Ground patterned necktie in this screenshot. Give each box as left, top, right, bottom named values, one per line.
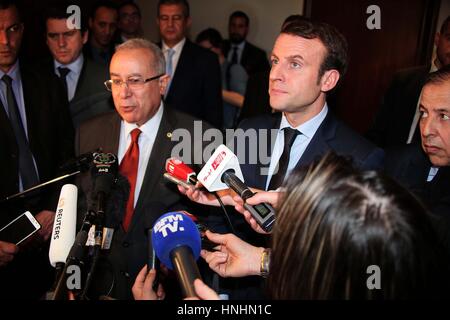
left=268, top=127, right=300, bottom=190
left=165, top=48, right=175, bottom=95
left=57, top=67, right=70, bottom=98
left=120, top=128, right=141, bottom=232
left=2, top=75, right=39, bottom=190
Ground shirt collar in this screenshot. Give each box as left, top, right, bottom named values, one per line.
left=122, top=101, right=164, bottom=138
left=0, top=59, right=21, bottom=81
left=279, top=103, right=329, bottom=139
left=231, top=41, right=246, bottom=50
left=162, top=37, right=186, bottom=53
left=54, top=53, right=84, bottom=76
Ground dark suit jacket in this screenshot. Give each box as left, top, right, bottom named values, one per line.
left=163, top=40, right=223, bottom=129
left=75, top=106, right=214, bottom=299
left=70, top=58, right=114, bottom=127
left=366, top=65, right=429, bottom=148
left=223, top=40, right=270, bottom=77
left=0, top=64, right=74, bottom=299
left=237, top=111, right=385, bottom=192
left=36, top=57, right=114, bottom=128
left=385, top=143, right=450, bottom=250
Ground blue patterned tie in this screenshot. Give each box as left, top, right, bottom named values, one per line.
left=165, top=48, right=175, bottom=95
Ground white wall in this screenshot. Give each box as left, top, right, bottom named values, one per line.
left=136, top=0, right=304, bottom=55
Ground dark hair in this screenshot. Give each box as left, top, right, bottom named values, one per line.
left=268, top=152, right=449, bottom=299
left=424, top=64, right=450, bottom=86
left=44, top=2, right=87, bottom=34
left=281, top=19, right=348, bottom=80
left=90, top=0, right=118, bottom=20
left=0, top=0, right=21, bottom=21
left=157, top=0, right=190, bottom=17
left=440, top=16, right=449, bottom=34
left=118, top=0, right=141, bottom=18
left=195, top=28, right=223, bottom=50
left=281, top=14, right=307, bottom=29
left=229, top=10, right=249, bottom=27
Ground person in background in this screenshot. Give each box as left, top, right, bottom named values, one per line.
left=0, top=0, right=74, bottom=299
left=156, top=0, right=223, bottom=128
left=196, top=28, right=247, bottom=129
left=367, top=16, right=450, bottom=148
left=84, top=0, right=118, bottom=66
left=116, top=0, right=143, bottom=43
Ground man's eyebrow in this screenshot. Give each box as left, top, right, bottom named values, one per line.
left=287, top=54, right=305, bottom=61
left=110, top=73, right=143, bottom=77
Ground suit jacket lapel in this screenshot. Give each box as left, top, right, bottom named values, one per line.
left=166, top=40, right=191, bottom=99
left=295, top=111, right=335, bottom=169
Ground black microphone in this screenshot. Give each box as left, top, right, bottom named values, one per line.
left=101, top=173, right=129, bottom=249
left=59, top=151, right=97, bottom=173
left=143, top=202, right=167, bottom=291
left=91, top=153, right=118, bottom=218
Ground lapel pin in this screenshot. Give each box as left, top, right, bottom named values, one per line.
left=167, top=132, right=172, bottom=139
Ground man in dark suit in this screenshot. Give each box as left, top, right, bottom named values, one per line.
left=367, top=16, right=450, bottom=148
left=84, top=0, right=118, bottom=66
left=0, top=0, right=74, bottom=299
left=44, top=4, right=113, bottom=128
left=186, top=19, right=383, bottom=299
left=223, top=10, right=270, bottom=78
left=156, top=0, right=223, bottom=129
left=76, top=38, right=213, bottom=299
left=385, top=65, right=450, bottom=250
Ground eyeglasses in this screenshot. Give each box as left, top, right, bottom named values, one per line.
left=104, top=74, right=164, bottom=91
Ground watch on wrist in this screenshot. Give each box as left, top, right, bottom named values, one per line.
left=260, top=248, right=271, bottom=278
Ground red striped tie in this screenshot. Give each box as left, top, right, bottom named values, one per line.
left=120, top=128, right=141, bottom=232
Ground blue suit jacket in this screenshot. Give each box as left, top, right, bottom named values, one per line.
left=236, top=111, right=385, bottom=190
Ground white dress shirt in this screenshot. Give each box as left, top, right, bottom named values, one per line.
left=266, top=104, right=329, bottom=190
left=162, top=37, right=186, bottom=77
left=118, top=103, right=164, bottom=206
left=54, top=54, right=84, bottom=101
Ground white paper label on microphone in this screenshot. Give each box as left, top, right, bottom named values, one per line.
left=86, top=225, right=96, bottom=246
left=102, top=227, right=114, bottom=250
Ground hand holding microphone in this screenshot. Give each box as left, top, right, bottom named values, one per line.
left=152, top=211, right=202, bottom=298
left=197, top=145, right=276, bottom=233
left=200, top=230, right=265, bottom=278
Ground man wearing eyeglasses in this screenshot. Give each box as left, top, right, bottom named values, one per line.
left=41, top=3, right=114, bottom=128
left=75, top=38, right=214, bottom=300
left=156, top=0, right=223, bottom=129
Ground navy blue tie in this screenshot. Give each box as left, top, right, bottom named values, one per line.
left=2, top=75, right=39, bottom=189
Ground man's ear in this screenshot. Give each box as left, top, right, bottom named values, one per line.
left=435, top=32, right=441, bottom=47
left=320, top=69, right=340, bottom=93
left=159, top=74, right=170, bottom=95
left=82, top=30, right=89, bottom=45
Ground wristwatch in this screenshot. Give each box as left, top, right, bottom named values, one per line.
left=260, top=248, right=271, bottom=278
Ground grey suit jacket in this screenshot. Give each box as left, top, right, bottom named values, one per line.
left=75, top=106, right=215, bottom=299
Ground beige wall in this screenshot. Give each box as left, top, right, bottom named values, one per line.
left=136, top=0, right=304, bottom=55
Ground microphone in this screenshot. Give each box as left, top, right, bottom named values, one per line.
left=59, top=151, right=97, bottom=173
left=101, top=173, right=129, bottom=249
left=91, top=153, right=118, bottom=218
left=49, top=184, right=78, bottom=268
left=198, top=144, right=276, bottom=233
left=165, top=158, right=198, bottom=185
left=152, top=211, right=202, bottom=298
left=48, top=184, right=78, bottom=296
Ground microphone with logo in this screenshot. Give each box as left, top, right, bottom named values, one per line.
left=152, top=211, right=202, bottom=298
left=197, top=144, right=276, bottom=233
left=47, top=184, right=78, bottom=298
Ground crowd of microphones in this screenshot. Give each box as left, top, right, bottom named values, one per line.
left=20, top=144, right=270, bottom=300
